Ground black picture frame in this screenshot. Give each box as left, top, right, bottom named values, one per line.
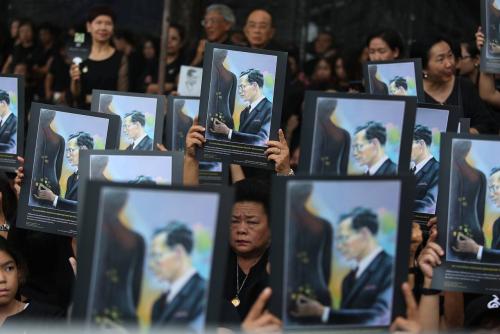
left=298, top=91, right=417, bottom=177
left=199, top=161, right=229, bottom=186
left=72, top=180, right=233, bottom=330
left=480, top=0, right=500, bottom=73
left=269, top=175, right=414, bottom=331
left=16, top=103, right=121, bottom=237
left=197, top=42, right=288, bottom=169
left=78, top=149, right=184, bottom=205
left=458, top=118, right=471, bottom=134
left=412, top=103, right=460, bottom=225
left=91, top=89, right=165, bottom=151
left=0, top=74, right=24, bottom=172
left=363, top=58, right=425, bottom=102
left=432, top=133, right=500, bottom=294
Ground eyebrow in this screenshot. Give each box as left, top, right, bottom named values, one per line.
left=0, top=260, right=15, bottom=267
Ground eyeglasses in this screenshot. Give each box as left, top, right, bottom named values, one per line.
left=65, top=147, right=79, bottom=154
left=238, top=82, right=252, bottom=91
left=246, top=22, right=271, bottom=30
left=201, top=18, right=224, bottom=27
left=489, top=184, right=500, bottom=193
left=352, top=141, right=371, bottom=152
left=335, top=234, right=352, bottom=243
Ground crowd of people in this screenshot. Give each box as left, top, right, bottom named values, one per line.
left=0, top=2, right=499, bottom=333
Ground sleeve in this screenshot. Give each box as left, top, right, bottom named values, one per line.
left=230, top=109, right=272, bottom=145
left=0, top=120, right=17, bottom=151
left=414, top=169, right=439, bottom=212
left=482, top=248, right=500, bottom=263
left=55, top=198, right=77, bottom=211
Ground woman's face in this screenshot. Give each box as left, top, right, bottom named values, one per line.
left=18, top=24, right=33, bottom=45
left=87, top=15, right=114, bottom=43
left=10, top=20, right=20, bottom=39
left=313, top=59, right=332, bottom=82
left=143, top=40, right=156, bottom=60
left=335, top=57, right=347, bottom=80
left=425, top=41, right=456, bottom=83
left=167, top=27, right=182, bottom=55
left=368, top=37, right=399, bottom=61
left=456, top=43, right=478, bottom=76
left=0, top=251, right=20, bottom=307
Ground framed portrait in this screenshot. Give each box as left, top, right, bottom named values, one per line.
left=17, top=103, right=120, bottom=237
left=298, top=92, right=416, bottom=177
left=0, top=74, right=24, bottom=172
left=79, top=149, right=184, bottom=188
left=178, top=65, right=203, bottom=97
left=480, top=0, right=500, bottom=73
left=73, top=181, right=233, bottom=332
left=364, top=59, right=424, bottom=102
left=269, top=175, right=414, bottom=330
left=91, top=89, right=165, bottom=151
left=198, top=43, right=288, bottom=169
left=411, top=104, right=459, bottom=224
left=432, top=133, right=500, bottom=294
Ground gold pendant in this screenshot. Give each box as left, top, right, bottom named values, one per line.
left=231, top=297, right=241, bottom=307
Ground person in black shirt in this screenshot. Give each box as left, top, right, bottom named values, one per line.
left=114, top=30, right=144, bottom=93
left=136, top=38, right=158, bottom=93
left=70, top=5, right=128, bottom=108
left=411, top=35, right=499, bottom=134
left=2, top=20, right=36, bottom=75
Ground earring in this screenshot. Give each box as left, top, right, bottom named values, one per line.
left=474, top=63, right=479, bottom=68
left=423, top=72, right=428, bottom=79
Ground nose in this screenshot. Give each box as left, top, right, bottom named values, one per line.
left=0, top=270, right=6, bottom=283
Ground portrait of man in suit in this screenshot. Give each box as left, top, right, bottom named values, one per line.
left=123, top=111, right=153, bottom=151
left=0, top=89, right=17, bottom=153
left=411, top=125, right=439, bottom=214
left=211, top=68, right=272, bottom=146
left=36, top=131, right=94, bottom=211
left=388, top=76, right=408, bottom=96
left=311, top=98, right=350, bottom=175
left=367, top=65, right=389, bottom=95
left=453, top=167, right=500, bottom=263
left=352, top=121, right=397, bottom=176
left=291, top=207, right=393, bottom=325
left=149, top=221, right=206, bottom=330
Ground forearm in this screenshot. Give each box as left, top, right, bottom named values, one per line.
left=441, top=291, right=464, bottom=331
left=70, top=80, right=81, bottom=98
left=417, top=278, right=440, bottom=332
left=183, top=155, right=199, bottom=186
left=230, top=164, right=245, bottom=183
left=479, top=72, right=500, bottom=107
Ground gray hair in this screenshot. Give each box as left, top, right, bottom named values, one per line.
left=206, top=4, right=236, bottom=25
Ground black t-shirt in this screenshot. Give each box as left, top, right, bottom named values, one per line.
left=48, top=54, right=70, bottom=92
left=11, top=44, right=36, bottom=67
left=222, top=249, right=270, bottom=323
left=424, top=76, right=499, bottom=134
left=3, top=299, right=65, bottom=327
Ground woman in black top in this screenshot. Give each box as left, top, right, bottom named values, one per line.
left=145, top=23, right=186, bottom=94
left=366, top=28, right=405, bottom=61
left=1, top=20, right=36, bottom=75
left=70, top=5, right=128, bottom=108
left=136, top=38, right=159, bottom=93
left=412, top=36, right=499, bottom=134
left=0, top=236, right=64, bottom=327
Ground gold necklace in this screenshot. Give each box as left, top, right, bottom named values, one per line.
left=231, top=260, right=250, bottom=307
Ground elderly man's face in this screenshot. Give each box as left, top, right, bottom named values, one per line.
left=489, top=172, right=500, bottom=207
left=352, top=130, right=377, bottom=167
left=411, top=139, right=424, bottom=162
left=149, top=232, right=180, bottom=283
left=0, top=101, right=8, bottom=116
left=65, top=138, right=80, bottom=167
left=336, top=218, right=365, bottom=261
left=389, top=82, right=407, bottom=96
left=123, top=116, right=140, bottom=140
left=204, top=10, right=231, bottom=42
left=244, top=10, right=274, bottom=48
left=238, top=75, right=258, bottom=103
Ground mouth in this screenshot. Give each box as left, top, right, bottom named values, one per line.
left=0, top=289, right=9, bottom=297
left=236, top=240, right=250, bottom=246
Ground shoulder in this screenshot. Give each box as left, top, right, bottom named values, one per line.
left=13, top=300, right=65, bottom=321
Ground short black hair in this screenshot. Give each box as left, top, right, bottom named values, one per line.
left=18, top=19, right=34, bottom=31
left=68, top=131, right=94, bottom=149
left=366, top=28, right=405, bottom=58
left=154, top=221, right=194, bottom=254
left=240, top=68, right=264, bottom=88
left=461, top=41, right=480, bottom=58
left=87, top=5, right=116, bottom=24
left=410, top=35, right=456, bottom=69
left=340, top=207, right=379, bottom=236
left=246, top=8, right=274, bottom=27
left=0, top=90, right=10, bottom=105
left=114, top=29, right=135, bottom=45
left=129, top=175, right=156, bottom=185
left=490, top=167, right=500, bottom=176
left=355, top=121, right=387, bottom=146
left=390, top=76, right=408, bottom=90
left=234, top=178, right=270, bottom=217
left=169, top=23, right=185, bottom=42
left=413, top=124, right=432, bottom=146
left=125, top=110, right=146, bottom=127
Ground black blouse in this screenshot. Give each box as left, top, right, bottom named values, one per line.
left=424, top=76, right=499, bottom=134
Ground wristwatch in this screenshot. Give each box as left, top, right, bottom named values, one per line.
left=277, top=168, right=295, bottom=176
left=0, top=223, right=10, bottom=232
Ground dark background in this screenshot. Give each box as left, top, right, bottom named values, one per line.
left=1, top=0, right=481, bottom=59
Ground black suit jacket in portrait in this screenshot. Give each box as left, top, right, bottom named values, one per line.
left=482, top=217, right=500, bottom=263
left=0, top=113, right=17, bottom=153
left=230, top=98, right=272, bottom=145
left=55, top=172, right=78, bottom=211
left=327, top=251, right=393, bottom=325
left=414, top=157, right=440, bottom=213
left=151, top=273, right=206, bottom=328
left=126, top=135, right=153, bottom=151
left=373, top=158, right=397, bottom=176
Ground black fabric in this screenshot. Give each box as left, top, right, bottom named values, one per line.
left=3, top=299, right=65, bottom=326
left=10, top=44, right=36, bottom=68
left=222, top=248, right=270, bottom=323
left=55, top=172, right=78, bottom=211
left=230, top=98, right=272, bottom=145
left=0, top=113, right=17, bottom=152
left=48, top=53, right=70, bottom=93
left=424, top=76, right=499, bottom=134
left=373, top=158, right=397, bottom=176
left=482, top=217, right=500, bottom=263
left=125, top=135, right=153, bottom=151
left=414, top=157, right=440, bottom=213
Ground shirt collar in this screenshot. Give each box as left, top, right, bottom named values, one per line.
left=133, top=133, right=147, bottom=148
left=166, top=268, right=197, bottom=303
left=249, top=95, right=266, bottom=113
left=0, top=111, right=12, bottom=124
left=368, top=155, right=389, bottom=175
left=414, top=155, right=434, bottom=175
left=356, top=246, right=383, bottom=279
